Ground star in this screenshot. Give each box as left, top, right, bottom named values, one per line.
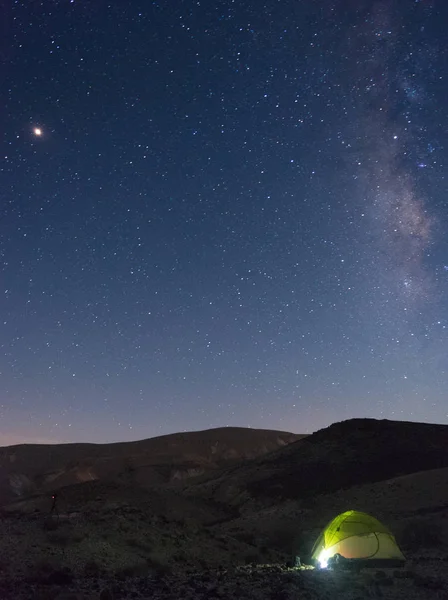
left=1, top=0, right=446, bottom=444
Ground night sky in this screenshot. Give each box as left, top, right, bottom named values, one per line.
left=1, top=0, right=448, bottom=445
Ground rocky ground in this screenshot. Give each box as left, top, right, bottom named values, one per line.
left=1, top=493, right=448, bottom=600
left=1, top=562, right=448, bottom=600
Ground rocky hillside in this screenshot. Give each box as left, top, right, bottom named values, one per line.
left=0, top=426, right=303, bottom=505
left=185, top=418, right=448, bottom=509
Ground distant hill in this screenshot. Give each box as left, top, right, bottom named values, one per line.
left=0, top=426, right=303, bottom=505
left=186, top=418, right=448, bottom=509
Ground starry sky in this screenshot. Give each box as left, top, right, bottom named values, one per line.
left=1, top=0, right=448, bottom=445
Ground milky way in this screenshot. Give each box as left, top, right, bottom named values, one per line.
left=346, top=1, right=440, bottom=317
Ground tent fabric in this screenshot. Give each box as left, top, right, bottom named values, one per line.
left=311, top=510, right=405, bottom=564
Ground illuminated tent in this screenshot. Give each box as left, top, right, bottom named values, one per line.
left=311, top=510, right=405, bottom=568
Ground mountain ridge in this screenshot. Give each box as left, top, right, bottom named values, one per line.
left=0, top=426, right=304, bottom=505
left=184, top=418, right=448, bottom=509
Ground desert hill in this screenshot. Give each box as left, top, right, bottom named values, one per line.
left=185, top=418, right=448, bottom=510
left=0, top=426, right=303, bottom=505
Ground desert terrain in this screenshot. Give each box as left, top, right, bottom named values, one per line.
left=0, top=418, right=447, bottom=599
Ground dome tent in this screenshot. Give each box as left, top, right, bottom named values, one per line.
left=311, top=510, right=405, bottom=568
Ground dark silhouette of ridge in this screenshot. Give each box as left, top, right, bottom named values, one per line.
left=248, top=418, right=448, bottom=500
left=186, top=418, right=448, bottom=507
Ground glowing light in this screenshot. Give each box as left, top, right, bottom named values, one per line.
left=33, top=127, right=42, bottom=136
left=318, top=548, right=332, bottom=569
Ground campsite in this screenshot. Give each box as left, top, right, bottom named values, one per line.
left=0, top=417, right=447, bottom=599
left=3, top=0, right=448, bottom=596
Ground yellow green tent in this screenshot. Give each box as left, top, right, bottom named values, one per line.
left=311, top=510, right=405, bottom=568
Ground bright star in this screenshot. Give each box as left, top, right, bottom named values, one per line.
left=33, top=127, right=43, bottom=136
